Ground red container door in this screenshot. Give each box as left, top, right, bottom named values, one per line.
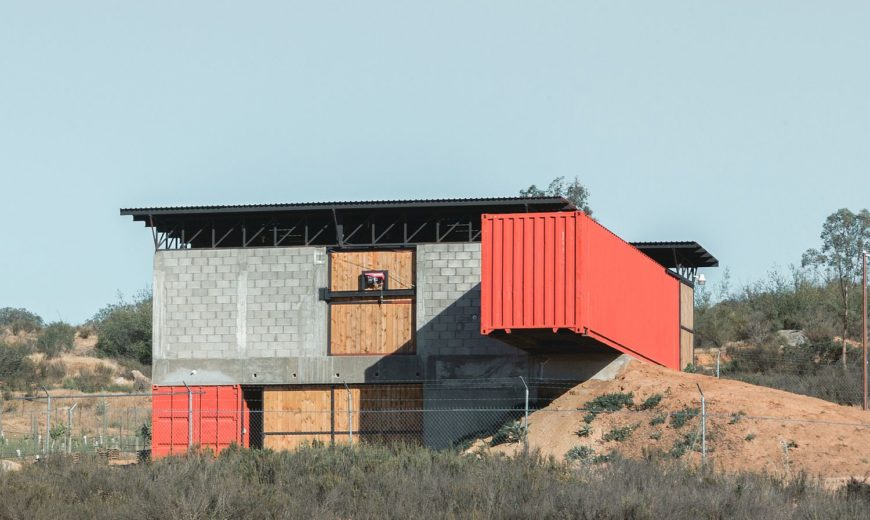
left=481, top=212, right=580, bottom=333
left=151, top=385, right=247, bottom=458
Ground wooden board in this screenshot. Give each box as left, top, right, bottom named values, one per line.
left=261, top=385, right=423, bottom=450
left=680, top=329, right=694, bottom=370
left=335, top=385, right=422, bottom=444
left=680, top=283, right=694, bottom=330
left=330, top=250, right=415, bottom=291
left=263, top=386, right=333, bottom=450
left=330, top=300, right=415, bottom=355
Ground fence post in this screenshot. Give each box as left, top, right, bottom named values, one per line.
left=696, top=383, right=706, bottom=464
left=183, top=381, right=193, bottom=449
left=519, top=376, right=529, bottom=457
left=343, top=382, right=352, bottom=444
left=0, top=395, right=4, bottom=439
left=41, top=387, right=51, bottom=454
left=67, top=403, right=78, bottom=454
left=716, top=351, right=721, bottom=379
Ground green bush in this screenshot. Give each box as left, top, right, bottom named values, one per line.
left=0, top=341, right=36, bottom=390
left=490, top=421, right=526, bottom=447
left=639, top=393, right=663, bottom=410
left=670, top=407, right=700, bottom=429
left=565, top=445, right=594, bottom=463
left=91, top=291, right=152, bottom=364
left=603, top=424, right=638, bottom=443
left=36, top=322, right=75, bottom=358
left=0, top=307, right=43, bottom=334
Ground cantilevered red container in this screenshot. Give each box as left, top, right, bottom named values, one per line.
left=480, top=211, right=683, bottom=369
left=151, top=385, right=249, bottom=457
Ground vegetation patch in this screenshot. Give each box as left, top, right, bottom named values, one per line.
left=649, top=414, right=666, bottom=426
left=565, top=445, right=595, bottom=463
left=639, top=393, right=663, bottom=410
left=0, top=444, right=867, bottom=518
left=670, top=407, right=700, bottom=429
left=575, top=424, right=592, bottom=437
left=603, top=424, right=639, bottom=443
left=490, top=421, right=526, bottom=447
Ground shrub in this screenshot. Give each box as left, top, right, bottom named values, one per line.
left=490, top=421, right=526, bottom=447
left=0, top=307, right=43, bottom=334
left=0, top=445, right=868, bottom=519
left=61, top=365, right=116, bottom=392
left=91, top=291, right=152, bottom=364
left=670, top=407, right=700, bottom=429
left=650, top=414, right=666, bottom=426
left=36, top=322, right=75, bottom=358
left=585, top=392, right=634, bottom=413
left=575, top=424, right=591, bottom=437
left=603, top=424, right=638, bottom=443
left=745, top=433, right=756, bottom=442
left=49, top=423, right=67, bottom=440
left=639, top=393, right=663, bottom=410
left=0, top=341, right=36, bottom=390
left=565, top=445, right=594, bottom=463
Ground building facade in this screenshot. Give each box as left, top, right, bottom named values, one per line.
left=123, top=198, right=716, bottom=454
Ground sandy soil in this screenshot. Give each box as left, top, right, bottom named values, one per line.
left=478, top=360, right=870, bottom=483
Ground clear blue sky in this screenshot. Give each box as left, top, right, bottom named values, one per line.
left=2, top=2, right=868, bottom=324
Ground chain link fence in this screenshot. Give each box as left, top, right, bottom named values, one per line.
left=0, top=393, right=150, bottom=460
left=694, top=347, right=867, bottom=406
left=2, top=377, right=870, bottom=477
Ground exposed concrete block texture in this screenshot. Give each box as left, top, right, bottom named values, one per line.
left=153, top=247, right=329, bottom=383
left=153, top=243, right=528, bottom=387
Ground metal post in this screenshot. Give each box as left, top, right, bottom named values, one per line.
left=344, top=382, right=352, bottom=444
left=716, top=351, right=721, bottom=379
left=863, top=251, right=867, bottom=411
left=696, top=383, right=706, bottom=463
left=67, top=403, right=78, bottom=454
left=0, top=395, right=4, bottom=439
left=41, top=387, right=51, bottom=454
left=183, top=381, right=193, bottom=449
left=519, top=376, right=529, bottom=457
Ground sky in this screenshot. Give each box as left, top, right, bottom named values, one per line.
left=1, top=2, right=869, bottom=324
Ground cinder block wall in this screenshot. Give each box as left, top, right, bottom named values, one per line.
left=152, top=247, right=329, bottom=383
left=151, top=243, right=529, bottom=387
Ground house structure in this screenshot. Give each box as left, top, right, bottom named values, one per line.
left=121, top=197, right=717, bottom=456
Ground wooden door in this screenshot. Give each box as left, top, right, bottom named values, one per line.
left=329, top=250, right=416, bottom=355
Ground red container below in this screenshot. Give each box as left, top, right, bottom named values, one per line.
left=151, top=385, right=249, bottom=458
left=481, top=211, right=681, bottom=369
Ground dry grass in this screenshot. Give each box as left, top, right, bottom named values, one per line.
left=0, top=445, right=868, bottom=519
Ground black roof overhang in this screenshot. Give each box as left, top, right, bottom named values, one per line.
left=629, top=241, right=719, bottom=269
left=120, top=197, right=575, bottom=249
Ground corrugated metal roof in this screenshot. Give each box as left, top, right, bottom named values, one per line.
left=630, top=241, right=718, bottom=268
left=120, top=196, right=574, bottom=216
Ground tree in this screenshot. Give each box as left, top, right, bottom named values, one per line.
left=801, top=208, right=870, bottom=364
left=520, top=176, right=592, bottom=216
left=0, top=307, right=44, bottom=334
left=36, top=322, right=75, bottom=358
left=91, top=290, right=153, bottom=365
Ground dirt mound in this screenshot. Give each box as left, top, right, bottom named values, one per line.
left=479, top=360, right=870, bottom=482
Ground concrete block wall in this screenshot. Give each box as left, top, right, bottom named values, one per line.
left=416, top=243, right=524, bottom=358
left=153, top=247, right=328, bottom=363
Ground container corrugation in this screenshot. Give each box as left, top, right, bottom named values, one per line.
left=151, top=385, right=248, bottom=458
left=481, top=211, right=681, bottom=369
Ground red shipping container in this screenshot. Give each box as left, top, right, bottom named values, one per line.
left=151, top=385, right=249, bottom=458
left=480, top=211, right=681, bottom=369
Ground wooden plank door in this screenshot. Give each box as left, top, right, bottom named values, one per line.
left=329, top=250, right=416, bottom=355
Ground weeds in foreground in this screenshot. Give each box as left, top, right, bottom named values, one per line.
left=0, top=445, right=868, bottom=519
